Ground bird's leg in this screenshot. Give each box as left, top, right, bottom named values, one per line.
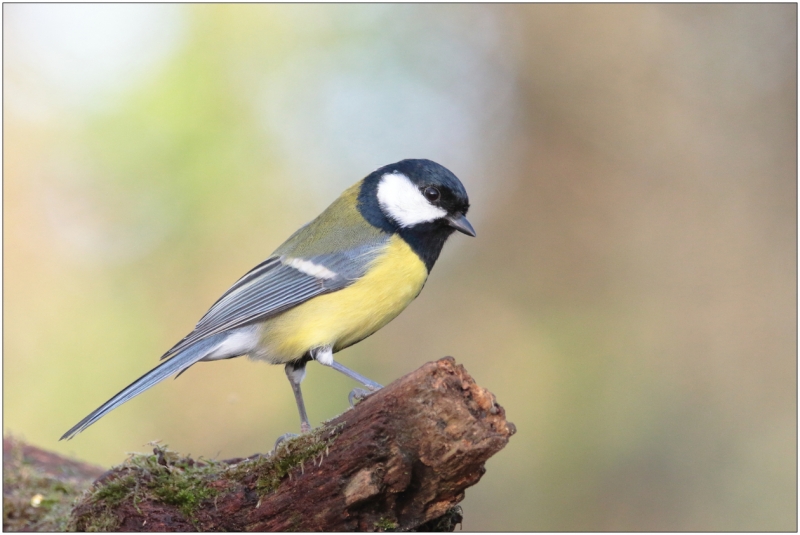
left=327, top=360, right=383, bottom=391
left=312, top=347, right=383, bottom=407
left=285, top=359, right=311, bottom=434
left=274, top=359, right=312, bottom=451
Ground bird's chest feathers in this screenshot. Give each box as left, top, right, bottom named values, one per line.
left=260, top=236, right=428, bottom=359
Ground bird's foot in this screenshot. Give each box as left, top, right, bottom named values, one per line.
left=273, top=432, right=298, bottom=451
left=273, top=421, right=311, bottom=451
left=349, top=386, right=380, bottom=407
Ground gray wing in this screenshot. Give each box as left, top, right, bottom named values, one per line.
left=160, top=241, right=387, bottom=360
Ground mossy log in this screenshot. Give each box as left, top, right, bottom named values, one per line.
left=6, top=357, right=515, bottom=531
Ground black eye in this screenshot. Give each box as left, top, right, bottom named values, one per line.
left=423, top=186, right=440, bottom=202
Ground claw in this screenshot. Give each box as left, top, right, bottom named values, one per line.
left=348, top=387, right=372, bottom=407
left=274, top=432, right=298, bottom=451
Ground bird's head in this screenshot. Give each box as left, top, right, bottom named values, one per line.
left=360, top=159, right=475, bottom=238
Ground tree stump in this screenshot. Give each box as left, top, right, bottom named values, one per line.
left=7, top=357, right=515, bottom=531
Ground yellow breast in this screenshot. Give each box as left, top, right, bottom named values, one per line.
left=257, top=235, right=428, bottom=363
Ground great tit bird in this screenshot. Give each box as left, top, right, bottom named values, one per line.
left=61, top=159, right=475, bottom=440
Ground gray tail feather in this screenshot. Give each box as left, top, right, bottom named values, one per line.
left=60, top=334, right=225, bottom=441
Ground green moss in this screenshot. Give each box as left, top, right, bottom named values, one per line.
left=91, top=474, right=136, bottom=507
left=375, top=516, right=399, bottom=531
left=78, top=444, right=221, bottom=526
left=82, top=510, right=120, bottom=532
left=5, top=422, right=346, bottom=531
left=150, top=467, right=217, bottom=518
left=74, top=426, right=342, bottom=530
left=231, top=425, right=340, bottom=497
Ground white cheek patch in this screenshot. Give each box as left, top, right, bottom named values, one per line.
left=284, top=257, right=338, bottom=280
left=377, top=172, right=447, bottom=227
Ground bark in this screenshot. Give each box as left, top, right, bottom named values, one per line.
left=7, top=357, right=516, bottom=531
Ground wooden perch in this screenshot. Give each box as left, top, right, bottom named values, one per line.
left=6, top=357, right=515, bottom=532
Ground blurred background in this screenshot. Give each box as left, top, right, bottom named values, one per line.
left=4, top=4, right=796, bottom=531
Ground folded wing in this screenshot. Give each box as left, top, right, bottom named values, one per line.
left=161, top=240, right=388, bottom=360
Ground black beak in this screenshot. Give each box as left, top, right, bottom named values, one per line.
left=446, top=213, right=476, bottom=237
